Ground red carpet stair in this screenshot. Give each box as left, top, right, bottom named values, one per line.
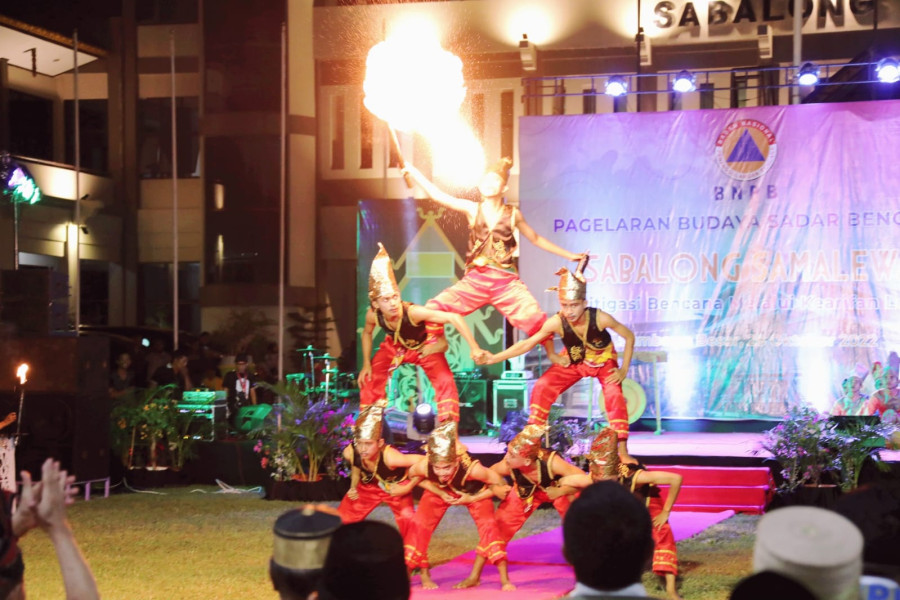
left=646, top=465, right=774, bottom=514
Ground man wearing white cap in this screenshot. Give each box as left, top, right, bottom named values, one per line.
left=753, top=506, right=864, bottom=600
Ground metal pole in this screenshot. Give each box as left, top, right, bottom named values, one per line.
left=170, top=30, right=179, bottom=350
left=74, top=30, right=81, bottom=332
left=278, top=21, right=286, bottom=382
left=792, top=0, right=803, bottom=104
left=13, top=201, right=18, bottom=270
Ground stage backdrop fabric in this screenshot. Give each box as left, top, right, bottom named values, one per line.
left=518, top=99, right=900, bottom=419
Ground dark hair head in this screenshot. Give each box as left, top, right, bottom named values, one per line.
left=730, top=571, right=817, bottom=600
left=269, top=560, right=321, bottom=600
left=172, top=348, right=188, bottom=361
left=487, top=157, right=513, bottom=186
left=562, top=480, right=653, bottom=591
left=317, top=521, right=409, bottom=600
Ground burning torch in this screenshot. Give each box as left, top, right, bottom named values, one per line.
left=14, top=363, right=28, bottom=447
left=388, top=126, right=414, bottom=189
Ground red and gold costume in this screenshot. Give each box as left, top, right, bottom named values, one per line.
left=494, top=450, right=570, bottom=552
left=528, top=306, right=628, bottom=439
left=359, top=301, right=459, bottom=422
left=619, top=462, right=678, bottom=576
left=337, top=444, right=416, bottom=540
left=405, top=423, right=504, bottom=570
left=425, top=203, right=547, bottom=337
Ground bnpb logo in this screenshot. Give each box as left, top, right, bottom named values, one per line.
left=715, top=119, right=777, bottom=181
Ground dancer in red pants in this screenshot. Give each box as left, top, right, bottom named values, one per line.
left=359, top=243, right=483, bottom=422
left=464, top=424, right=581, bottom=590
left=482, top=263, right=636, bottom=462
left=403, top=159, right=583, bottom=357
left=337, top=401, right=423, bottom=544
left=405, top=421, right=508, bottom=590
left=561, top=428, right=684, bottom=600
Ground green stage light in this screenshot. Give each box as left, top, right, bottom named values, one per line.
left=6, top=166, right=42, bottom=205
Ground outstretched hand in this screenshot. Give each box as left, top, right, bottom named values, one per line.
left=548, top=352, right=571, bottom=368
left=36, top=459, right=78, bottom=532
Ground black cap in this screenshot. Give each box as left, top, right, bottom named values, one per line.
left=272, top=506, right=342, bottom=571
left=235, top=353, right=249, bottom=364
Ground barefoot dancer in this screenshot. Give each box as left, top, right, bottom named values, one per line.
left=482, top=264, right=636, bottom=462
left=405, top=421, right=509, bottom=590
left=561, top=429, right=685, bottom=600
left=403, top=158, right=583, bottom=362
left=359, top=243, right=483, bottom=422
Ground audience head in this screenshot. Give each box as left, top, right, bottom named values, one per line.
left=730, top=570, right=818, bottom=600
left=269, top=505, right=342, bottom=600
left=562, top=480, right=653, bottom=591
left=753, top=506, right=863, bottom=600
left=317, top=521, right=409, bottom=600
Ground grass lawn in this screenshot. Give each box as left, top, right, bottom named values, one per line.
left=18, top=486, right=757, bottom=599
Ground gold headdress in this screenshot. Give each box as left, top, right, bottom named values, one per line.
left=368, top=242, right=400, bottom=303
left=587, top=428, right=619, bottom=481
left=427, top=420, right=458, bottom=464
left=547, top=261, right=587, bottom=302
left=354, top=399, right=387, bottom=442
left=508, top=424, right=548, bottom=460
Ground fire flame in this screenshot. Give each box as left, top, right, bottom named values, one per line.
left=363, top=31, right=485, bottom=188
left=16, top=364, right=28, bottom=385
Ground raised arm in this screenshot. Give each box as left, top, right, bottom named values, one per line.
left=596, top=311, right=635, bottom=384
left=403, top=164, right=475, bottom=215
left=357, top=308, right=378, bottom=387
left=407, top=305, right=482, bottom=359
left=516, top=212, right=582, bottom=261
left=486, top=315, right=562, bottom=364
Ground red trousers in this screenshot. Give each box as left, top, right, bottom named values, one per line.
left=359, top=337, right=460, bottom=423
left=425, top=266, right=547, bottom=336
left=648, top=495, right=678, bottom=575
left=405, top=490, right=505, bottom=569
left=494, top=488, right=570, bottom=555
left=338, top=482, right=416, bottom=543
left=529, top=361, right=629, bottom=439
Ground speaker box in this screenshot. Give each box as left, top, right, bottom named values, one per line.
left=3, top=392, right=111, bottom=482
left=454, top=376, right=487, bottom=435
left=492, top=379, right=535, bottom=427
left=0, top=335, right=109, bottom=395
left=0, top=270, right=68, bottom=334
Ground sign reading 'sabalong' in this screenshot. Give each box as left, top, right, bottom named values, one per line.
left=653, top=0, right=884, bottom=32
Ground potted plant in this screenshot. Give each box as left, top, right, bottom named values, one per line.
left=111, top=386, right=190, bottom=473
left=251, top=381, right=355, bottom=500
left=831, top=418, right=891, bottom=492
left=759, top=405, right=841, bottom=506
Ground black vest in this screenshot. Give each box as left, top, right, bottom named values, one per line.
left=466, top=203, right=517, bottom=270
left=351, top=446, right=407, bottom=485
left=511, top=449, right=561, bottom=501
left=427, top=453, right=485, bottom=496
left=376, top=302, right=428, bottom=350
left=560, top=307, right=612, bottom=364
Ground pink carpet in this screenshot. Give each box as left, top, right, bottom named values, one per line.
left=410, top=510, right=735, bottom=600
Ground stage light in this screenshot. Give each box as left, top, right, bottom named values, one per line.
left=876, top=57, right=900, bottom=84
left=412, top=402, right=435, bottom=434
left=519, top=34, right=537, bottom=71
left=605, top=75, right=628, bottom=97
left=797, top=62, right=820, bottom=86
left=672, top=70, right=696, bottom=93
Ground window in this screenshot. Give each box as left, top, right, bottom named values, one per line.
left=64, top=99, right=108, bottom=172
left=139, top=262, right=200, bottom=333
left=700, top=83, right=715, bottom=110
left=360, top=96, right=373, bottom=169
left=331, top=95, right=345, bottom=170
left=137, top=97, right=200, bottom=178
left=9, top=90, right=53, bottom=161
left=582, top=88, right=597, bottom=114
left=470, top=93, right=484, bottom=142
left=500, top=91, right=514, bottom=160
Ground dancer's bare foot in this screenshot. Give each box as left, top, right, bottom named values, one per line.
left=453, top=576, right=480, bottom=589
left=501, top=581, right=517, bottom=591
left=665, top=574, right=683, bottom=600
left=420, top=569, right=439, bottom=590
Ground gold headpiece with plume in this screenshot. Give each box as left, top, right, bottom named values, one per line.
left=547, top=254, right=588, bottom=301
left=368, top=242, right=400, bottom=303
left=354, top=399, right=387, bottom=442
left=427, top=420, right=458, bottom=464
left=508, top=424, right=548, bottom=460
left=587, top=428, right=619, bottom=481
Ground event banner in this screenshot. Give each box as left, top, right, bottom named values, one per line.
left=357, top=199, right=504, bottom=411
left=518, top=100, right=900, bottom=419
